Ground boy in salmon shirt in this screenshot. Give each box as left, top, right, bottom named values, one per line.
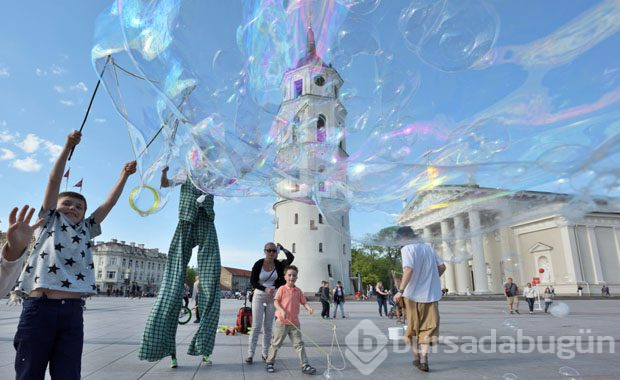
left=265, top=265, right=316, bottom=375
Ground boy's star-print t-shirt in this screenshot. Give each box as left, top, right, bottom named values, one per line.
left=14, top=208, right=101, bottom=296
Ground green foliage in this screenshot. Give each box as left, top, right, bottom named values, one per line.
left=352, top=226, right=403, bottom=291
left=186, top=266, right=197, bottom=286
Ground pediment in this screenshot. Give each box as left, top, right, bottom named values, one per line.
left=528, top=242, right=553, bottom=253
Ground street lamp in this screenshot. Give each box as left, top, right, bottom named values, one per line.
left=124, top=269, right=131, bottom=297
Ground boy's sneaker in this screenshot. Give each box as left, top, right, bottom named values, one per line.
left=170, top=358, right=178, bottom=368
left=515, top=310, right=520, bottom=314
left=266, top=363, right=275, bottom=373
left=301, top=364, right=316, bottom=375
left=202, top=355, right=212, bottom=365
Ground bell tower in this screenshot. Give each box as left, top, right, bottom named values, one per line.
left=272, top=26, right=352, bottom=294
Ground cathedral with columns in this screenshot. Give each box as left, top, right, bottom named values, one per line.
left=398, top=184, right=620, bottom=295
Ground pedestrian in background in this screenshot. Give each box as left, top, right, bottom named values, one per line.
left=375, top=281, right=389, bottom=317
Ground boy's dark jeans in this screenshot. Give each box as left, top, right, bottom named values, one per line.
left=14, top=296, right=84, bottom=380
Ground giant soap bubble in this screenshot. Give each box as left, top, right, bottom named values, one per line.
left=91, top=0, right=620, bottom=233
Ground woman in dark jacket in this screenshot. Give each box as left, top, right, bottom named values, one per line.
left=245, top=242, right=294, bottom=363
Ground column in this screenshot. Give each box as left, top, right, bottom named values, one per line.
left=469, top=210, right=490, bottom=294
left=453, top=214, right=470, bottom=294
left=586, top=226, right=605, bottom=284
left=423, top=226, right=432, bottom=243
left=440, top=220, right=456, bottom=295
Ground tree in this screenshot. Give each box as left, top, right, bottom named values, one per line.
left=352, top=226, right=404, bottom=291
left=186, top=266, right=197, bottom=286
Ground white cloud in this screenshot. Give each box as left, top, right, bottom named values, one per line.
left=0, top=130, right=15, bottom=142
left=94, top=118, right=107, bottom=123
left=16, top=133, right=43, bottom=153
left=70, top=82, right=88, bottom=92
left=11, top=156, right=41, bottom=172
left=0, top=148, right=15, bottom=160
left=51, top=64, right=66, bottom=75
left=0, top=65, right=8, bottom=78
left=0, top=120, right=6, bottom=127
left=53, top=85, right=66, bottom=93
left=35, top=64, right=66, bottom=77
left=60, top=100, right=75, bottom=106
left=43, top=141, right=63, bottom=162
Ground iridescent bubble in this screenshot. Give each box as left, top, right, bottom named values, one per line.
left=502, top=373, right=518, bottom=380
left=550, top=302, right=570, bottom=318
left=416, top=0, right=500, bottom=72
left=536, top=145, right=591, bottom=174
left=340, top=0, right=381, bottom=15
left=337, top=18, right=380, bottom=60
left=398, top=0, right=446, bottom=51
left=559, top=366, right=581, bottom=379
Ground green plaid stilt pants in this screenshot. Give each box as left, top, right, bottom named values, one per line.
left=138, top=216, right=221, bottom=361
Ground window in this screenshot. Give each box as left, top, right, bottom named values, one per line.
left=327, top=264, right=332, bottom=277
left=292, top=116, right=299, bottom=143
left=310, top=220, right=317, bottom=230
left=106, top=271, right=116, bottom=280
left=122, top=259, right=126, bottom=268
left=341, top=215, right=345, bottom=227
left=317, top=115, right=326, bottom=142
left=97, top=270, right=102, bottom=279
left=318, top=181, right=325, bottom=192
left=318, top=214, right=323, bottom=224
left=292, top=243, right=296, bottom=253
left=109, top=257, right=116, bottom=265
left=319, top=242, right=323, bottom=252
left=276, top=218, right=279, bottom=229
left=294, top=79, right=303, bottom=98
left=343, top=244, right=346, bottom=255
left=294, top=213, right=299, bottom=224
left=129, top=260, right=133, bottom=268
left=314, top=75, right=325, bottom=86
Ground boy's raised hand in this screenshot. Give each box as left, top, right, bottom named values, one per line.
left=66, top=130, right=82, bottom=149
left=5, top=205, right=45, bottom=261
left=123, top=161, right=137, bottom=177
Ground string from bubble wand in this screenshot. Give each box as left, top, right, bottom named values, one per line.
left=68, top=55, right=111, bottom=161
left=137, top=85, right=195, bottom=160
left=285, top=316, right=347, bottom=373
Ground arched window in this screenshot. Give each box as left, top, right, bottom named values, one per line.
left=343, top=244, right=346, bottom=255
left=294, top=213, right=299, bottom=224
left=292, top=243, right=296, bottom=253
left=319, top=242, right=323, bottom=252
left=318, top=214, right=323, bottom=224
left=317, top=114, right=326, bottom=142
left=327, top=264, right=332, bottom=277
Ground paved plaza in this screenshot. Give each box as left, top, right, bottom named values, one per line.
left=0, top=297, right=618, bottom=379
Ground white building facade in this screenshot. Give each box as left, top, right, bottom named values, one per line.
left=398, top=185, right=620, bottom=295
left=92, top=239, right=167, bottom=296
left=273, top=27, right=353, bottom=294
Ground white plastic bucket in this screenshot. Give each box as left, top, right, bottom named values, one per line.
left=388, top=327, right=404, bottom=340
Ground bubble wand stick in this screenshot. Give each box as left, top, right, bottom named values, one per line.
left=68, top=55, right=111, bottom=161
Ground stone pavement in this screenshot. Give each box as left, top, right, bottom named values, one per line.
left=0, top=297, right=618, bottom=379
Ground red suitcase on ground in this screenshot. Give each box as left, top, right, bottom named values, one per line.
left=236, top=293, right=252, bottom=334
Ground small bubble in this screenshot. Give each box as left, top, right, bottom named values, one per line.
left=559, top=366, right=581, bottom=379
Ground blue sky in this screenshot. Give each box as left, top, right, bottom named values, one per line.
left=0, top=1, right=395, bottom=268
left=1, top=1, right=619, bottom=268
